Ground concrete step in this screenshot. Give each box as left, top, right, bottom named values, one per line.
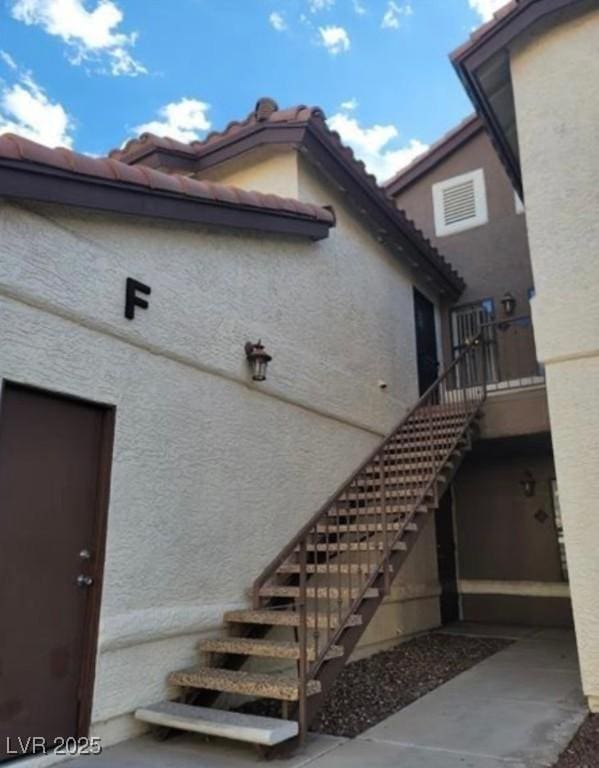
left=135, top=701, right=298, bottom=746
left=224, top=609, right=362, bottom=629
left=169, top=667, right=321, bottom=702
left=259, top=585, right=379, bottom=600
left=199, top=637, right=344, bottom=661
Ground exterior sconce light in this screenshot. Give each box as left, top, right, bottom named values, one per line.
left=245, top=340, right=272, bottom=382
left=501, top=291, right=517, bottom=316
left=520, top=470, right=536, bottom=498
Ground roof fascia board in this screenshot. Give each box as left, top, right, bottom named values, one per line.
left=452, top=0, right=591, bottom=198
left=303, top=122, right=464, bottom=298
left=194, top=124, right=306, bottom=172
left=0, top=160, right=332, bottom=240
left=385, top=119, right=484, bottom=196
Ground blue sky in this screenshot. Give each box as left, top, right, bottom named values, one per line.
left=0, top=0, right=505, bottom=181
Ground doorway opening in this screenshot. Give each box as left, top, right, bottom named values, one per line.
left=0, top=382, right=114, bottom=762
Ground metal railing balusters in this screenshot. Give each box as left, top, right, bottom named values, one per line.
left=298, top=538, right=308, bottom=746
left=254, top=332, right=491, bottom=739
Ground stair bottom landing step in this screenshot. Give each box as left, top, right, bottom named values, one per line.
left=135, top=700, right=298, bottom=746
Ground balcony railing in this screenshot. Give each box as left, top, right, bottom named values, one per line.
left=481, top=315, right=544, bottom=393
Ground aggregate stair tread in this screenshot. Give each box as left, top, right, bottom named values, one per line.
left=199, top=637, right=344, bottom=661
left=258, top=585, right=379, bottom=600
left=363, top=460, right=456, bottom=477
left=396, top=424, right=465, bottom=437
left=224, top=609, right=362, bottom=629
left=277, top=562, right=394, bottom=575
left=338, top=487, right=434, bottom=503
left=384, top=434, right=469, bottom=451
left=135, top=701, right=299, bottom=746
left=355, top=472, right=447, bottom=487
left=301, top=540, right=408, bottom=553
left=408, top=413, right=469, bottom=425
left=316, top=521, right=418, bottom=533
left=326, top=504, right=430, bottom=517
left=169, top=667, right=321, bottom=701
left=371, top=448, right=463, bottom=465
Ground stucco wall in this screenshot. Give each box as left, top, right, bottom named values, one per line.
left=200, top=149, right=300, bottom=199
left=0, top=189, right=440, bottom=742
left=510, top=7, right=599, bottom=710
left=393, top=129, right=532, bottom=311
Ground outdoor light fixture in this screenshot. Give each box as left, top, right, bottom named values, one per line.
left=501, top=291, right=517, bottom=316
left=520, top=470, right=536, bottom=498
left=245, top=340, right=272, bottom=382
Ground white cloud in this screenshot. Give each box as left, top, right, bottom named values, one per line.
left=309, top=0, right=335, bottom=11
left=340, top=97, right=358, bottom=111
left=10, top=0, right=146, bottom=76
left=0, top=50, right=18, bottom=70
left=133, top=98, right=212, bottom=143
left=381, top=1, right=413, bottom=30
left=319, top=25, right=350, bottom=55
left=468, top=0, right=509, bottom=22
left=352, top=0, right=367, bottom=15
left=327, top=111, right=428, bottom=181
left=269, top=11, right=287, bottom=32
left=0, top=69, right=73, bottom=147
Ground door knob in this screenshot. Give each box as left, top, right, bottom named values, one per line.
left=76, top=574, right=94, bottom=588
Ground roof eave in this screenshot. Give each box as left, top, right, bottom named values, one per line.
left=451, top=0, right=593, bottom=200
left=0, top=159, right=334, bottom=241
left=384, top=116, right=484, bottom=197
left=303, top=121, right=465, bottom=299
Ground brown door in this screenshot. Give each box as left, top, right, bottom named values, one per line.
left=0, top=383, right=113, bottom=761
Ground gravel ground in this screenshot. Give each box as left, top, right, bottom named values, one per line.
left=553, top=715, right=599, bottom=768
left=239, top=631, right=511, bottom=738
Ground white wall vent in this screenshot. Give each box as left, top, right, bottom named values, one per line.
left=432, top=169, right=488, bottom=237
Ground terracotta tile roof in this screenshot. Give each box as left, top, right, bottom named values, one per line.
left=451, top=0, right=518, bottom=59
left=0, top=133, right=335, bottom=228
left=106, top=98, right=465, bottom=296
left=384, top=114, right=483, bottom=195
left=109, top=100, right=323, bottom=164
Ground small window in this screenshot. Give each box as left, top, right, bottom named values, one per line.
left=515, top=191, right=525, bottom=214
left=432, top=169, right=488, bottom=237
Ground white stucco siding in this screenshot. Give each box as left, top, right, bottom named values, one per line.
left=0, top=195, right=439, bottom=736
left=298, top=158, right=438, bottom=401
left=510, top=8, right=599, bottom=709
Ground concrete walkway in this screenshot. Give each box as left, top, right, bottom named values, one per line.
left=66, top=627, right=586, bottom=768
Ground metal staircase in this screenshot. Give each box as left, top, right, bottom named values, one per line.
left=136, top=334, right=487, bottom=753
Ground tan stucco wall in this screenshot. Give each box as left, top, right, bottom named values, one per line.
left=209, top=148, right=446, bottom=652
left=199, top=149, right=299, bottom=198
left=480, top=387, right=550, bottom=439
left=511, top=7, right=599, bottom=710
left=0, top=165, right=443, bottom=743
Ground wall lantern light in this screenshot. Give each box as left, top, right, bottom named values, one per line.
left=520, top=470, right=536, bottom=498
left=245, top=340, right=272, bottom=382
left=501, top=291, right=517, bottom=316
